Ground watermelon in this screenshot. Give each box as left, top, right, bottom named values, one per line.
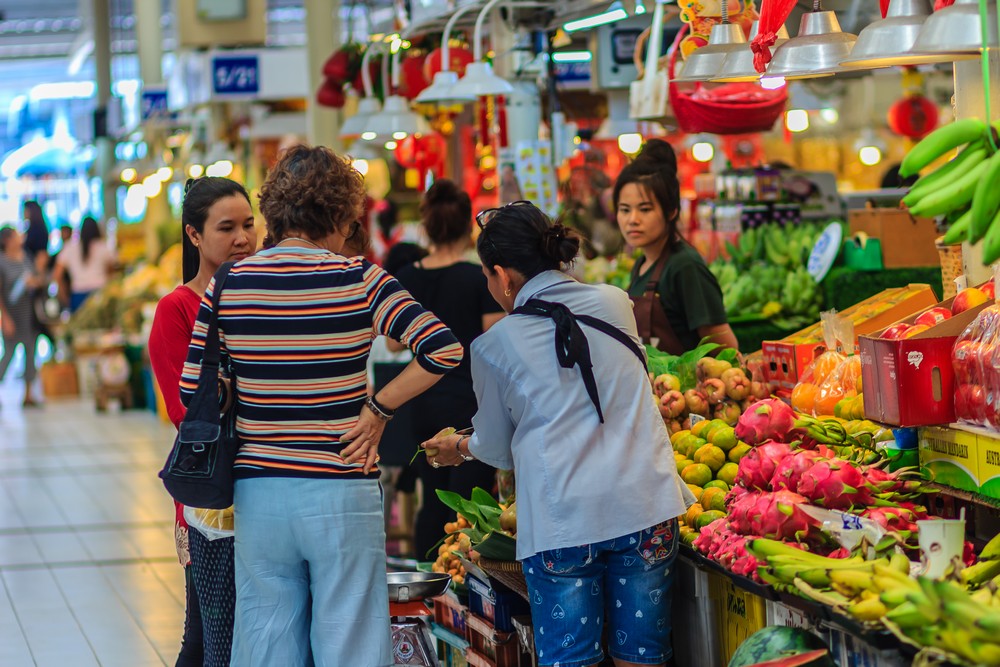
left=728, top=627, right=835, bottom=667
left=751, top=650, right=835, bottom=667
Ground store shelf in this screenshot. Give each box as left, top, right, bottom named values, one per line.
left=926, top=483, right=1000, bottom=511
left=680, top=546, right=779, bottom=600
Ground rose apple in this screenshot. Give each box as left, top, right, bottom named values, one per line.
left=915, top=307, right=952, bottom=328
left=953, top=340, right=982, bottom=384
left=952, top=287, right=990, bottom=315
left=903, top=324, right=930, bottom=338
left=983, top=280, right=996, bottom=300
left=968, top=384, right=987, bottom=422
left=882, top=323, right=912, bottom=340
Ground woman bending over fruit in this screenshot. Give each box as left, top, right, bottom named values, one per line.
left=423, top=201, right=691, bottom=667
left=616, top=139, right=739, bottom=354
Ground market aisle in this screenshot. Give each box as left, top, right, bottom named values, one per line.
left=0, top=380, right=185, bottom=667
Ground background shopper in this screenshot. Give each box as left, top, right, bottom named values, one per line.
left=53, top=216, right=116, bottom=313
left=0, top=226, right=42, bottom=407
left=180, top=145, right=463, bottom=667
left=424, top=202, right=692, bottom=667
left=616, top=140, right=738, bottom=353
left=148, top=177, right=255, bottom=667
left=392, top=179, right=504, bottom=558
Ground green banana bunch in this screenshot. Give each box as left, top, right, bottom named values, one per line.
left=903, top=140, right=988, bottom=208
left=970, top=151, right=1000, bottom=243
left=942, top=207, right=972, bottom=245
left=899, top=118, right=988, bottom=178
left=909, top=158, right=992, bottom=219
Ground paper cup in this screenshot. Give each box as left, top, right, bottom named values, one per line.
left=917, top=519, right=965, bottom=579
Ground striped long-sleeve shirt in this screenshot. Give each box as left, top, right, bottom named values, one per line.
left=179, top=246, right=463, bottom=480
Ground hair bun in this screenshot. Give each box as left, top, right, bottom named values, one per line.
left=634, top=139, right=677, bottom=171
left=424, top=179, right=462, bottom=206
left=541, top=224, right=580, bottom=264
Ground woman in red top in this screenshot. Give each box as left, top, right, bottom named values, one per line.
left=148, top=177, right=256, bottom=667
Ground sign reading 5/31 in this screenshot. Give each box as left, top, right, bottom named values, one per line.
left=212, top=55, right=259, bottom=95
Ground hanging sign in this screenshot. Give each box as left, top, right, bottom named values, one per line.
left=212, top=54, right=259, bottom=96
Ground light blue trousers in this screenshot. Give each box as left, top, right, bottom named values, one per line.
left=230, top=478, right=392, bottom=667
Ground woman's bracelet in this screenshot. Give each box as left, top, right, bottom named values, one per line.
left=458, top=435, right=475, bottom=462
left=366, top=394, right=395, bottom=422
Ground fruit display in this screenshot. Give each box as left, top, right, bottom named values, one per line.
left=433, top=487, right=516, bottom=561
left=790, top=351, right=864, bottom=419
left=650, top=345, right=769, bottom=434
left=582, top=251, right=637, bottom=290
left=953, top=304, right=1000, bottom=429
left=901, top=118, right=1000, bottom=264
left=728, top=626, right=836, bottom=667
left=432, top=513, right=472, bottom=585
left=711, top=222, right=824, bottom=329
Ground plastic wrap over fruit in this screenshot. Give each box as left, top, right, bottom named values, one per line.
left=952, top=305, right=1000, bottom=427
left=790, top=350, right=845, bottom=415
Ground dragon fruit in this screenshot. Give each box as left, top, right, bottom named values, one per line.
left=796, top=459, right=867, bottom=509
left=728, top=490, right=814, bottom=541
left=735, top=398, right=799, bottom=445
left=770, top=450, right=825, bottom=492
left=736, top=441, right=793, bottom=490
left=693, top=519, right=763, bottom=582
left=861, top=506, right=922, bottom=534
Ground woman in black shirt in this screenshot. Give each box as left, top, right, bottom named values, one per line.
left=392, top=180, right=504, bottom=557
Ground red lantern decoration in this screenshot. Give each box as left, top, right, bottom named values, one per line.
left=394, top=134, right=447, bottom=182
left=316, top=80, right=346, bottom=108
left=398, top=54, right=430, bottom=100
left=887, top=95, right=939, bottom=139
left=423, top=46, right=475, bottom=81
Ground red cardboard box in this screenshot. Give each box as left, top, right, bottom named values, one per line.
left=763, top=285, right=939, bottom=393
left=859, top=297, right=992, bottom=427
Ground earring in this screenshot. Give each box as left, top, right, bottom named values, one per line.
left=504, top=289, right=511, bottom=297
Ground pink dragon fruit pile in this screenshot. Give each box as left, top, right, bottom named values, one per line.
left=693, top=519, right=763, bottom=580
left=727, top=489, right=815, bottom=541
left=734, top=398, right=800, bottom=445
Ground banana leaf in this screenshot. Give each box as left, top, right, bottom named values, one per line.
left=473, top=531, right=518, bottom=561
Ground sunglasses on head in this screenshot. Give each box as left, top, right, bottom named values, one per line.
left=475, top=200, right=532, bottom=229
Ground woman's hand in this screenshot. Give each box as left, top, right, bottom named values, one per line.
left=421, top=433, right=464, bottom=467
left=340, top=406, right=388, bottom=475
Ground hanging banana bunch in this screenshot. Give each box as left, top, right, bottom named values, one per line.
left=902, top=118, right=1000, bottom=264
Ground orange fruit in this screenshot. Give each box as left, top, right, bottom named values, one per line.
left=814, top=388, right=845, bottom=416
left=694, top=444, right=727, bottom=474
left=809, top=353, right=844, bottom=386
left=685, top=503, right=704, bottom=527
left=791, top=383, right=819, bottom=413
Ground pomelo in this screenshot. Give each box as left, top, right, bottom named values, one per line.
left=691, top=420, right=712, bottom=439
left=681, top=463, right=713, bottom=487
left=700, top=486, right=727, bottom=512
left=696, top=509, right=726, bottom=530
left=676, top=458, right=695, bottom=475
left=694, top=444, right=726, bottom=473
left=705, top=479, right=730, bottom=493
left=670, top=429, right=690, bottom=447
left=686, top=484, right=704, bottom=499
left=684, top=503, right=704, bottom=527
left=717, top=462, right=740, bottom=487
left=711, top=426, right=738, bottom=452
left=728, top=443, right=752, bottom=463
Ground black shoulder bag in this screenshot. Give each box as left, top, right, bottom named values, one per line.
left=159, top=262, right=239, bottom=509
left=511, top=297, right=647, bottom=424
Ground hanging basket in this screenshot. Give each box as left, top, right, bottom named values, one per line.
left=667, top=24, right=788, bottom=135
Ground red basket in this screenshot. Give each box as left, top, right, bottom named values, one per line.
left=667, top=23, right=787, bottom=135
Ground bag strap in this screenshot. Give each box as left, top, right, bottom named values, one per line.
left=180, top=262, right=235, bottom=430
left=511, top=298, right=647, bottom=424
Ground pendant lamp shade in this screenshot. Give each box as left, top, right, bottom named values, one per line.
left=908, top=0, right=998, bottom=61
left=415, top=71, right=475, bottom=104
left=673, top=23, right=747, bottom=83
left=840, top=0, right=932, bottom=68
left=448, top=61, right=514, bottom=98
left=765, top=10, right=857, bottom=80
left=711, top=21, right=790, bottom=82
left=340, top=97, right=383, bottom=139
left=364, top=95, right=430, bottom=140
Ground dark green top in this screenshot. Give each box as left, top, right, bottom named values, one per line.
left=627, top=242, right=728, bottom=351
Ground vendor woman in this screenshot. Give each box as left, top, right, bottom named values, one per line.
left=615, top=139, right=738, bottom=353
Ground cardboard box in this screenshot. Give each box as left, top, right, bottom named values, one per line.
left=708, top=571, right=768, bottom=665
left=849, top=208, right=941, bottom=269
left=974, top=428, right=1000, bottom=500
left=40, top=362, right=79, bottom=398
left=858, top=296, right=991, bottom=427
left=919, top=426, right=980, bottom=493
left=763, top=285, right=939, bottom=391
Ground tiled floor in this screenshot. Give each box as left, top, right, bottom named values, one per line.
left=0, top=379, right=186, bottom=666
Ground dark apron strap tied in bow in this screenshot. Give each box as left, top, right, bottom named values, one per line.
left=512, top=298, right=647, bottom=424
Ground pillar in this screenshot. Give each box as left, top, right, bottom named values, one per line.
left=135, top=0, right=166, bottom=259
left=92, top=0, right=116, bottom=230
left=304, top=0, right=342, bottom=150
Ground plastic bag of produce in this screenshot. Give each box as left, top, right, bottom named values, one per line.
left=183, top=505, right=235, bottom=541
left=952, top=305, right=1000, bottom=426
left=791, top=313, right=846, bottom=415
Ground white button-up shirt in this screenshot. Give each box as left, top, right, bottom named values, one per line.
left=468, top=270, right=690, bottom=560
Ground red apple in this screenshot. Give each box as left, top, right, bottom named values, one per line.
left=903, top=324, right=931, bottom=338
left=915, top=307, right=953, bottom=328
left=952, top=287, right=990, bottom=315
left=952, top=340, right=980, bottom=384
left=882, top=323, right=913, bottom=340
left=982, top=280, right=996, bottom=300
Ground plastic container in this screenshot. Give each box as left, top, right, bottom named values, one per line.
left=466, top=575, right=530, bottom=633
left=432, top=593, right=468, bottom=635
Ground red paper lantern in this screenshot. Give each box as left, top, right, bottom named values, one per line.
left=316, top=80, right=346, bottom=108
left=394, top=134, right=447, bottom=171
left=398, top=54, right=430, bottom=100
left=423, top=46, right=475, bottom=81
left=887, top=95, right=939, bottom=139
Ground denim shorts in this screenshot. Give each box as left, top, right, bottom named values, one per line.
left=521, top=518, right=679, bottom=667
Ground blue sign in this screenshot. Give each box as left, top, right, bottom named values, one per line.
left=554, top=61, right=591, bottom=85
left=140, top=88, right=169, bottom=120
left=212, top=55, right=260, bottom=95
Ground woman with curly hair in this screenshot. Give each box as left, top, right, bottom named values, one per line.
left=180, top=145, right=463, bottom=666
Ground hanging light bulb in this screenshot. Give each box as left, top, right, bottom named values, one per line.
left=618, top=133, right=643, bottom=154
left=712, top=21, right=791, bottom=83
left=840, top=0, right=932, bottom=69
left=785, top=109, right=810, bottom=133
left=692, top=141, right=715, bottom=162
left=764, top=1, right=858, bottom=80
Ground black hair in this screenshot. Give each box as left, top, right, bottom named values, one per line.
left=384, top=242, right=428, bottom=275
left=613, top=139, right=683, bottom=250
left=22, top=200, right=48, bottom=255
left=421, top=179, right=472, bottom=246
left=476, top=203, right=580, bottom=280
left=181, top=177, right=251, bottom=283
left=80, top=216, right=101, bottom=263
left=0, top=225, right=15, bottom=253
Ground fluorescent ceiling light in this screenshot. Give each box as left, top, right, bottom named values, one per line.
left=564, top=6, right=629, bottom=32
left=552, top=51, right=594, bottom=63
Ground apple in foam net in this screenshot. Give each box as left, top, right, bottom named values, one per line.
left=914, top=307, right=952, bottom=328
left=903, top=324, right=930, bottom=338
left=982, top=280, right=996, bottom=300
left=882, top=323, right=912, bottom=340
left=952, top=287, right=990, bottom=315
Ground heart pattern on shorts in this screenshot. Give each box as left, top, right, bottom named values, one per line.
left=534, top=591, right=543, bottom=605
left=552, top=604, right=566, bottom=620
left=575, top=579, right=583, bottom=587
left=649, top=589, right=663, bottom=605
left=562, top=634, right=575, bottom=648
left=623, top=556, right=636, bottom=567
left=591, top=582, right=600, bottom=596
left=581, top=617, right=588, bottom=625
left=616, top=599, right=622, bottom=608
left=619, top=578, right=626, bottom=585
left=639, top=647, right=646, bottom=656
left=616, top=630, right=628, bottom=645
left=636, top=610, right=644, bottom=618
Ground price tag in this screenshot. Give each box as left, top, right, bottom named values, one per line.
left=212, top=55, right=259, bottom=96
